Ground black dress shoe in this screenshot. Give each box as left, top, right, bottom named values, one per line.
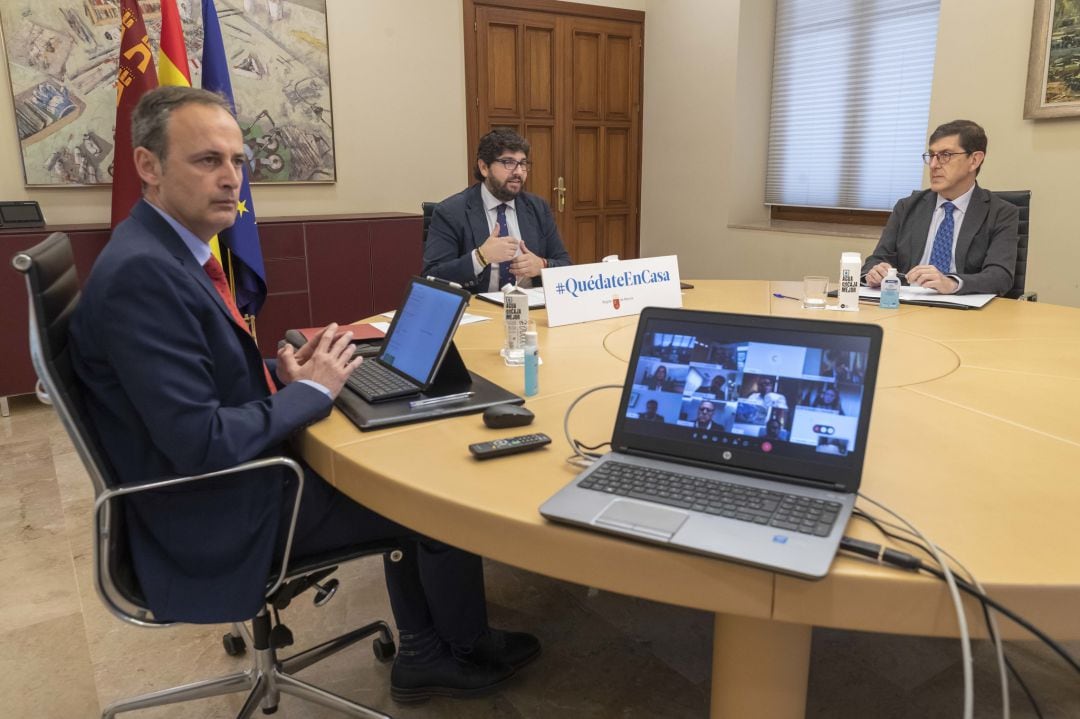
left=390, top=653, right=514, bottom=703
left=465, top=628, right=542, bottom=670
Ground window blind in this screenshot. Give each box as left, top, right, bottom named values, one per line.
left=765, top=0, right=940, bottom=211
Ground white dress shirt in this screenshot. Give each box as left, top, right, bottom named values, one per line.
left=919, top=183, right=975, bottom=289
left=472, top=183, right=527, bottom=292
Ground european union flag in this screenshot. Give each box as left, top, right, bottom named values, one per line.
left=201, top=0, right=267, bottom=317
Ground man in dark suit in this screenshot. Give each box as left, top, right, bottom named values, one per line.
left=423, top=129, right=572, bottom=292
left=694, top=401, right=720, bottom=430
left=70, top=86, right=537, bottom=702
left=638, top=399, right=665, bottom=422
left=862, top=120, right=1019, bottom=296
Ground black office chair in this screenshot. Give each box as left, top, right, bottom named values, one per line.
left=995, top=190, right=1035, bottom=301
left=421, top=201, right=437, bottom=245
left=13, top=232, right=401, bottom=719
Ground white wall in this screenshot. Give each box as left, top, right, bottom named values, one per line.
left=1, top=0, right=1075, bottom=304
left=640, top=0, right=1080, bottom=305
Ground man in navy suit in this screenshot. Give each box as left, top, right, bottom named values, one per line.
left=70, top=86, right=537, bottom=702
left=423, top=129, right=572, bottom=292
left=862, top=120, right=1019, bottom=296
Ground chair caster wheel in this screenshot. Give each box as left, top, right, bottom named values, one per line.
left=223, top=633, right=246, bottom=656
left=373, top=638, right=396, bottom=662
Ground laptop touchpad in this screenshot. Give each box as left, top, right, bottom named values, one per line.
left=595, top=500, right=689, bottom=540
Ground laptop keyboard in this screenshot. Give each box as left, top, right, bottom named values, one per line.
left=346, top=360, right=420, bottom=402
left=578, top=460, right=842, bottom=537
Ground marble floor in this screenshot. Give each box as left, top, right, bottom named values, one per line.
left=2, top=393, right=1078, bottom=718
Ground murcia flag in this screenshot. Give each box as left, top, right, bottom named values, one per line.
left=110, top=0, right=158, bottom=227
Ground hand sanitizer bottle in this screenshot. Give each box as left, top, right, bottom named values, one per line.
left=524, top=331, right=539, bottom=396
left=879, top=268, right=901, bottom=309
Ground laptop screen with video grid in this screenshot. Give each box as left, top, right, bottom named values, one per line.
left=614, top=311, right=880, bottom=492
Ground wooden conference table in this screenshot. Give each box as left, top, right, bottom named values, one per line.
left=296, top=280, right=1080, bottom=718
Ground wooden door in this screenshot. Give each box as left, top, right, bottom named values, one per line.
left=465, top=0, right=644, bottom=264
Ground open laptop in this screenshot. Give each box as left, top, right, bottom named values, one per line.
left=540, top=308, right=883, bottom=578
left=345, top=276, right=469, bottom=403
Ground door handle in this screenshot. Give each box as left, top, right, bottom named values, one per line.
left=553, top=176, right=566, bottom=213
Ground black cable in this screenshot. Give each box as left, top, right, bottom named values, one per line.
left=1003, top=652, right=1045, bottom=719
left=839, top=534, right=1080, bottom=677
left=920, top=565, right=1080, bottom=676
left=573, top=439, right=611, bottom=452
left=571, top=439, right=610, bottom=458
left=851, top=510, right=1044, bottom=718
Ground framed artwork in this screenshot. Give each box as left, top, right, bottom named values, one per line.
left=0, top=0, right=336, bottom=186
left=1025, top=0, right=1080, bottom=119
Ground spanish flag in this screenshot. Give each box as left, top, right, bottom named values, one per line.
left=158, top=0, right=228, bottom=263
left=110, top=0, right=158, bottom=228
left=157, top=0, right=191, bottom=87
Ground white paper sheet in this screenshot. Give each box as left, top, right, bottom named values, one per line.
left=858, top=286, right=995, bottom=309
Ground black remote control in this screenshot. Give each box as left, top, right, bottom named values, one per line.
left=469, top=433, right=552, bottom=460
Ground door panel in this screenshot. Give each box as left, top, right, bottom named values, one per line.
left=605, top=213, right=629, bottom=259
left=572, top=31, right=602, bottom=119
left=525, top=27, right=555, bottom=116
left=605, top=34, right=633, bottom=120
left=526, top=124, right=555, bottom=211
left=574, top=215, right=599, bottom=265
left=468, top=1, right=643, bottom=265
left=486, top=24, right=520, bottom=115
left=573, top=127, right=600, bottom=211
left=605, top=128, right=629, bottom=206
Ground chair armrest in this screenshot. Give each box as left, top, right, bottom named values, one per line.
left=93, top=456, right=306, bottom=600
left=1018, top=291, right=1038, bottom=302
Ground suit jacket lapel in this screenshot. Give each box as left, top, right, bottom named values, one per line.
left=515, top=195, right=537, bottom=251
left=465, top=183, right=494, bottom=286
left=905, top=191, right=936, bottom=266
left=131, top=201, right=245, bottom=331
left=955, top=184, right=988, bottom=271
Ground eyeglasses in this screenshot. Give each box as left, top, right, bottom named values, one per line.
left=491, top=158, right=531, bottom=172
left=921, top=151, right=971, bottom=166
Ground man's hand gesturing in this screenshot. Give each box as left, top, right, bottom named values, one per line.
left=277, top=323, right=364, bottom=398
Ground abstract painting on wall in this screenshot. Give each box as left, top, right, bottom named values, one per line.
left=0, top=0, right=335, bottom=186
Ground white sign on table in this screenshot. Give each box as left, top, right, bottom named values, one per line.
left=540, top=255, right=682, bottom=327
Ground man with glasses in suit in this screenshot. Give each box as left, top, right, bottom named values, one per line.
left=423, top=128, right=573, bottom=292
left=862, top=120, right=1019, bottom=296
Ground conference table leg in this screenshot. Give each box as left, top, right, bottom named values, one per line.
left=710, top=614, right=812, bottom=718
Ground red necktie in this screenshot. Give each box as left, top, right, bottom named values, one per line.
left=203, top=256, right=277, bottom=395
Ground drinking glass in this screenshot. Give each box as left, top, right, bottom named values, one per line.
left=802, top=276, right=829, bottom=309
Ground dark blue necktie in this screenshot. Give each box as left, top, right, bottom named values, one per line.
left=496, top=203, right=513, bottom=288
left=929, top=201, right=956, bottom=274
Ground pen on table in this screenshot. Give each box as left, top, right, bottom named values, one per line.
left=425, top=276, right=463, bottom=289
left=772, top=293, right=801, bottom=301
left=409, top=391, right=475, bottom=409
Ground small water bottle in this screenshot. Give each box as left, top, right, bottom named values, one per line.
left=524, top=330, right=539, bottom=396
left=500, top=286, right=529, bottom=365
left=879, top=268, right=901, bottom=309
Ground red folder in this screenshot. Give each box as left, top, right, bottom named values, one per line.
left=294, top=323, right=385, bottom=343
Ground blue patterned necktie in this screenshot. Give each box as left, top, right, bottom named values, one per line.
left=496, top=203, right=513, bottom=288
left=929, top=201, right=956, bottom=274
